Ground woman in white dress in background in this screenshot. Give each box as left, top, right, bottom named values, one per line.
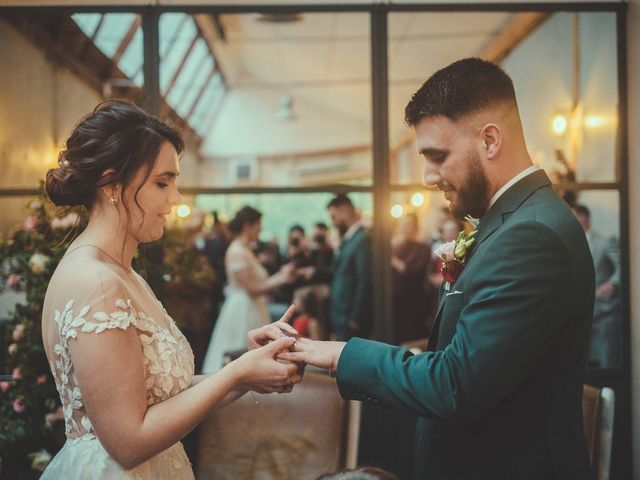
left=40, top=101, right=302, bottom=479
left=202, top=206, right=296, bottom=373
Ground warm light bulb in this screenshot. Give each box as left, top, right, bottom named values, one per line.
left=550, top=114, right=568, bottom=136
left=177, top=204, right=191, bottom=218
left=411, top=192, right=424, bottom=207
left=391, top=204, right=404, bottom=218
left=584, top=115, right=607, bottom=129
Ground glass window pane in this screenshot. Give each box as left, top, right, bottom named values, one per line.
left=93, top=13, right=138, bottom=58
left=389, top=11, right=619, bottom=185
left=388, top=12, right=512, bottom=185
left=160, top=12, right=372, bottom=188
left=191, top=192, right=373, bottom=242
left=503, top=12, right=618, bottom=183
left=118, top=26, right=144, bottom=85
left=166, top=38, right=210, bottom=115
left=566, top=190, right=622, bottom=368
left=389, top=190, right=444, bottom=345
left=160, top=17, right=198, bottom=93
left=72, top=12, right=143, bottom=87
left=71, top=13, right=102, bottom=37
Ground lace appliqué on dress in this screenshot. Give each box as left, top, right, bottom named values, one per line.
left=50, top=297, right=194, bottom=439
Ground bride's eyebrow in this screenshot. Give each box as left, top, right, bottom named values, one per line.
left=154, top=171, right=180, bottom=178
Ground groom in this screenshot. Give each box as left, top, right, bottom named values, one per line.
left=265, top=58, right=596, bottom=479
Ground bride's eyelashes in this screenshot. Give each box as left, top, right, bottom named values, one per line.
left=156, top=182, right=168, bottom=189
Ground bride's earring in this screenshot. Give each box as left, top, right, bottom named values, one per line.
left=110, top=196, right=118, bottom=207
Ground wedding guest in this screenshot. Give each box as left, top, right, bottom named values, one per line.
left=292, top=287, right=325, bottom=340
left=302, top=194, right=373, bottom=340
left=309, top=222, right=334, bottom=270
left=574, top=204, right=621, bottom=366
left=391, top=213, right=431, bottom=344
left=202, top=206, right=297, bottom=373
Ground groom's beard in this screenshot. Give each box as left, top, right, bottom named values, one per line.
left=451, top=151, right=490, bottom=220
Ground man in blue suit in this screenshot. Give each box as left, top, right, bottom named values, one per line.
left=275, top=58, right=595, bottom=479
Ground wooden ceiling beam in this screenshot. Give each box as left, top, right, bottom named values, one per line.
left=479, top=12, right=551, bottom=64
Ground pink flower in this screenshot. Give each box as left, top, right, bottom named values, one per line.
left=12, top=367, right=22, bottom=380
left=0, top=381, right=9, bottom=393
left=7, top=274, right=21, bottom=289
left=23, top=216, right=38, bottom=230
left=13, top=398, right=25, bottom=413
left=37, top=375, right=48, bottom=385
left=62, top=212, right=80, bottom=229
left=12, top=324, right=25, bottom=341
left=8, top=343, right=17, bottom=355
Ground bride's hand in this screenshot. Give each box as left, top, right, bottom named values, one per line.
left=230, top=337, right=303, bottom=393
left=247, top=305, right=298, bottom=349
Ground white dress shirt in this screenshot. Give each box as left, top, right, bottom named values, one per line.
left=488, top=164, right=541, bottom=208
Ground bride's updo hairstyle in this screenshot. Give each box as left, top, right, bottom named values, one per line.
left=46, top=100, right=184, bottom=213
left=228, top=206, right=262, bottom=236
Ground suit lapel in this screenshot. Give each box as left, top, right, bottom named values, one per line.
left=427, top=169, right=552, bottom=351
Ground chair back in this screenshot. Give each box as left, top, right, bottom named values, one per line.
left=582, top=384, right=615, bottom=480
left=197, top=370, right=359, bottom=479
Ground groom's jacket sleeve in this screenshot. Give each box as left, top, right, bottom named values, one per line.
left=337, top=221, right=573, bottom=423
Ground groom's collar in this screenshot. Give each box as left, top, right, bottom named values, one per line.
left=488, top=164, right=540, bottom=208
left=473, top=168, right=551, bottom=248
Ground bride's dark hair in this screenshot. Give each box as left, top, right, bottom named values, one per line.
left=46, top=100, right=184, bottom=213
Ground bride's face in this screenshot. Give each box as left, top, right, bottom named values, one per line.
left=122, top=141, right=183, bottom=243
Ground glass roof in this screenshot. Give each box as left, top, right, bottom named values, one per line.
left=71, top=12, right=226, bottom=139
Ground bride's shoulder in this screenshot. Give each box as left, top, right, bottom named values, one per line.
left=49, top=257, right=129, bottom=300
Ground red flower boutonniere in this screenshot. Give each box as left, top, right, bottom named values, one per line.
left=434, top=215, right=479, bottom=290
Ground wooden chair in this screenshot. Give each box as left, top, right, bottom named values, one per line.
left=197, top=369, right=360, bottom=479
left=583, top=385, right=615, bottom=480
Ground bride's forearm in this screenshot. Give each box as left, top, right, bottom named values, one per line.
left=191, top=374, right=248, bottom=408
left=116, top=364, right=243, bottom=469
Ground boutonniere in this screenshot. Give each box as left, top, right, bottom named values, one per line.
left=434, top=215, right=479, bottom=290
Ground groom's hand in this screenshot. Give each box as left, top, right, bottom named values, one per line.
left=247, top=305, right=298, bottom=349
left=277, top=338, right=346, bottom=376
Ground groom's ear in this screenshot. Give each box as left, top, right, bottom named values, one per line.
left=480, top=124, right=501, bottom=160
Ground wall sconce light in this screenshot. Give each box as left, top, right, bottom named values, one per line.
left=411, top=192, right=424, bottom=207
left=584, top=115, right=607, bottom=129
left=550, top=113, right=569, bottom=137
left=177, top=204, right=191, bottom=218
left=390, top=204, right=404, bottom=218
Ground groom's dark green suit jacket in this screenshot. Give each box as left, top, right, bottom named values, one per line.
left=337, top=170, right=595, bottom=479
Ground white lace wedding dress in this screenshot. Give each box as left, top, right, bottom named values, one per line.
left=40, top=252, right=195, bottom=479
left=201, top=239, right=270, bottom=373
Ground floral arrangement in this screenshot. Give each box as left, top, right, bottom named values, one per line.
left=0, top=185, right=214, bottom=477
left=434, top=215, right=479, bottom=289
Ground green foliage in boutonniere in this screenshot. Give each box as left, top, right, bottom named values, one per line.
left=435, top=215, right=479, bottom=286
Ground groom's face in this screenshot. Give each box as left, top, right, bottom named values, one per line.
left=415, top=115, right=490, bottom=219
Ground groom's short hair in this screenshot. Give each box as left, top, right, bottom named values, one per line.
left=404, top=57, right=517, bottom=125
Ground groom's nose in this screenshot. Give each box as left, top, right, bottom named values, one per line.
left=423, top=162, right=441, bottom=188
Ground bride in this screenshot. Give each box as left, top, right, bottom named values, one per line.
left=40, top=100, right=302, bottom=479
